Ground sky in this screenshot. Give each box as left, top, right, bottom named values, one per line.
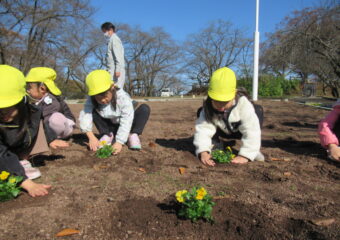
left=90, top=0, right=319, bottom=42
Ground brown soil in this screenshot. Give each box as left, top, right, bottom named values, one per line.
left=0, top=99, right=339, bottom=240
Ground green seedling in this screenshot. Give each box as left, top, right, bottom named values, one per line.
left=96, top=145, right=115, bottom=158
left=0, top=171, right=23, bottom=202
left=211, top=147, right=235, bottom=163
left=176, top=186, right=215, bottom=222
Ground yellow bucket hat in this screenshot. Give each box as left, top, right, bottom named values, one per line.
left=86, top=70, right=113, bottom=96
left=26, top=67, right=62, bottom=96
left=208, top=67, right=236, bottom=102
left=0, top=65, right=26, bottom=108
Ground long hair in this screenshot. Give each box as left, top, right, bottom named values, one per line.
left=90, top=86, right=117, bottom=110
left=203, top=87, right=250, bottom=123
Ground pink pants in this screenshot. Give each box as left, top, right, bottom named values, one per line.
left=48, top=112, right=75, bottom=139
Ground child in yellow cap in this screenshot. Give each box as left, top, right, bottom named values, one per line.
left=26, top=67, right=75, bottom=148
left=0, top=65, right=51, bottom=197
left=194, top=67, right=264, bottom=165
left=79, top=70, right=150, bottom=153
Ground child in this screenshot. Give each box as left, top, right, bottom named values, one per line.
left=79, top=70, right=150, bottom=153
left=318, top=99, right=340, bottom=161
left=194, top=67, right=264, bottom=166
left=26, top=67, right=75, bottom=148
left=0, top=65, right=51, bottom=197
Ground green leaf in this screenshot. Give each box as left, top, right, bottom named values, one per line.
left=11, top=189, right=20, bottom=197
left=212, top=149, right=233, bottom=163
left=95, top=145, right=115, bottom=158
left=176, top=186, right=215, bottom=222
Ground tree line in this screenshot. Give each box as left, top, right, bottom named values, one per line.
left=1, top=0, right=338, bottom=98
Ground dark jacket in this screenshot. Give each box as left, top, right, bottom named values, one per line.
left=37, top=93, right=75, bottom=142
left=0, top=104, right=42, bottom=180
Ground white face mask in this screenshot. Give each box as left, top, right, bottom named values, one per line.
left=104, top=32, right=110, bottom=38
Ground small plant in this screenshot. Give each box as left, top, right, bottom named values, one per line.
left=211, top=146, right=235, bottom=163
left=175, top=186, right=215, bottom=222
left=96, top=141, right=115, bottom=158
left=0, top=171, right=23, bottom=202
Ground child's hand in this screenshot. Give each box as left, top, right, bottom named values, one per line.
left=200, top=152, right=215, bottom=166
left=112, top=142, right=123, bottom=154
left=231, top=156, right=249, bottom=164
left=88, top=136, right=100, bottom=151
left=49, top=139, right=69, bottom=149
left=328, top=144, right=340, bottom=161
left=21, top=179, right=51, bottom=197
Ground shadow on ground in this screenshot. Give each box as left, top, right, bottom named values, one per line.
left=31, top=154, right=65, bottom=167
left=156, top=137, right=195, bottom=154
left=281, top=121, right=318, bottom=129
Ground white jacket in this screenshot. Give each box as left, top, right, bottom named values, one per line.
left=79, top=89, right=134, bottom=144
left=193, top=96, right=261, bottom=161
left=105, top=33, right=125, bottom=89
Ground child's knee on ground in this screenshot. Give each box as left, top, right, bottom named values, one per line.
left=49, top=112, right=75, bottom=138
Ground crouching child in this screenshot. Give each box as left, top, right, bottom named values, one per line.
left=194, top=67, right=264, bottom=166
left=26, top=67, right=75, bottom=149
left=79, top=70, right=150, bottom=154
left=0, top=65, right=51, bottom=197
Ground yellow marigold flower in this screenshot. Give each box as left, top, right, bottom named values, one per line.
left=196, top=187, right=207, bottom=200
left=8, top=177, right=16, bottom=184
left=100, top=140, right=107, bottom=146
left=226, top=146, right=232, bottom=152
left=219, top=150, right=223, bottom=153
left=0, top=171, right=10, bottom=181
left=231, top=154, right=236, bottom=159
left=176, top=190, right=187, bottom=203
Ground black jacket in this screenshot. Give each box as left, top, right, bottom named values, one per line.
left=0, top=104, right=42, bottom=180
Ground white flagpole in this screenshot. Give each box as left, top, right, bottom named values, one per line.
left=252, top=0, right=260, bottom=101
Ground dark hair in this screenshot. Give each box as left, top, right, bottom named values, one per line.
left=203, top=88, right=250, bottom=123
left=91, top=86, right=117, bottom=110
left=26, top=82, right=61, bottom=99
left=0, top=98, right=32, bottom=139
left=101, top=22, right=115, bottom=32
left=26, top=82, right=43, bottom=90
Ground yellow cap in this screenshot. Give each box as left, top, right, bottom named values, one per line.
left=26, top=67, right=62, bottom=96
left=208, top=67, right=236, bottom=101
left=86, top=70, right=113, bottom=96
left=0, top=65, right=26, bottom=108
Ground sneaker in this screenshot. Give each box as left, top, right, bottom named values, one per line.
left=62, top=119, right=75, bottom=138
left=99, top=133, right=114, bottom=148
left=20, top=160, right=41, bottom=180
left=327, top=148, right=340, bottom=161
left=128, top=133, right=141, bottom=150
left=254, top=152, right=265, bottom=161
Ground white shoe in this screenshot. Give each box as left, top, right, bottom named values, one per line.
left=254, top=152, right=265, bottom=161
left=20, top=160, right=41, bottom=179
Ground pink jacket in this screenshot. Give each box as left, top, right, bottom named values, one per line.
left=318, top=104, right=340, bottom=148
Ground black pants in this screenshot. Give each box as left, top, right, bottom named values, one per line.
left=196, top=104, right=264, bottom=140
left=93, top=104, right=150, bottom=137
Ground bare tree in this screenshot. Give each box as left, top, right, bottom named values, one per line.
left=261, top=1, right=340, bottom=96
left=239, top=40, right=253, bottom=80
left=0, top=0, right=94, bottom=73
left=184, top=20, right=250, bottom=87
left=119, top=25, right=182, bottom=96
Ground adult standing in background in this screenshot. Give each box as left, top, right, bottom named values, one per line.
left=101, top=22, right=125, bottom=89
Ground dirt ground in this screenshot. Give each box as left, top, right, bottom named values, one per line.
left=0, top=99, right=339, bottom=240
